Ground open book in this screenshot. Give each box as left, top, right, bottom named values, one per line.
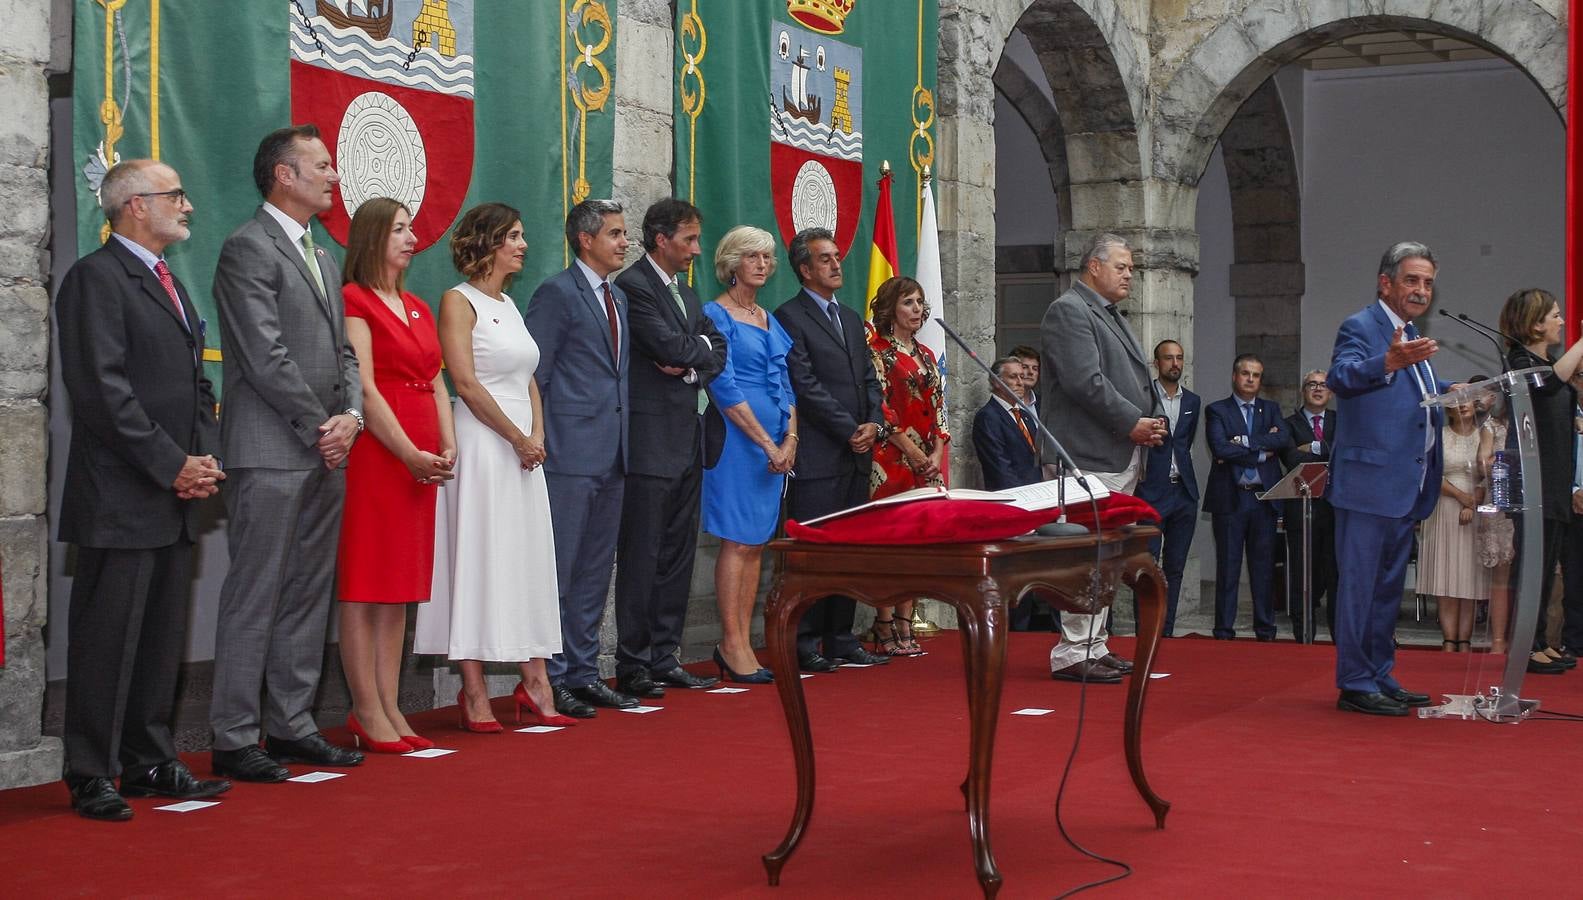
left=797, top=477, right=1109, bottom=527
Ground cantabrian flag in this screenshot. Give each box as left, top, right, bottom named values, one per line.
left=865, top=166, right=899, bottom=321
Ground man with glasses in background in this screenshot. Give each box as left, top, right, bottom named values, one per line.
left=1281, top=371, right=1338, bottom=641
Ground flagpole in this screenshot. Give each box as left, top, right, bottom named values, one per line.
left=1568, top=0, right=1578, bottom=344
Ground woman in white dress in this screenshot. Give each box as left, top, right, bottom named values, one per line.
left=415, top=203, right=574, bottom=729
left=1418, top=400, right=1489, bottom=650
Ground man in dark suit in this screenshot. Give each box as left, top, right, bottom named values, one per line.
left=526, top=199, right=637, bottom=718
left=1280, top=370, right=1338, bottom=641
left=1135, top=340, right=1201, bottom=637
left=1327, top=241, right=1449, bottom=716
left=775, top=227, right=891, bottom=671
left=610, top=199, right=725, bottom=699
left=210, top=125, right=365, bottom=781
left=1040, top=233, right=1164, bottom=682
left=973, top=357, right=1042, bottom=491
left=56, top=159, right=232, bottom=820
left=1204, top=353, right=1291, bottom=641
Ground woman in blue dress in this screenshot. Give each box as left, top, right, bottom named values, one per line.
left=702, top=225, right=797, bottom=683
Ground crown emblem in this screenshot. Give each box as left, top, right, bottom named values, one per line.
left=786, top=0, right=854, bottom=35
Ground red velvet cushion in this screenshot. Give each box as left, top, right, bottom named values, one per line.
left=1062, top=491, right=1160, bottom=530
left=785, top=499, right=1063, bottom=544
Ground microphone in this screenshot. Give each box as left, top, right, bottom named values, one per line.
left=1437, top=309, right=1509, bottom=373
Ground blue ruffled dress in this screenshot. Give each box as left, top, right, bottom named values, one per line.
left=701, top=301, right=794, bottom=544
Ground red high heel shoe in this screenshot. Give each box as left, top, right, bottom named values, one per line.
left=456, top=690, right=504, bottom=734
left=346, top=714, right=413, bottom=754
left=513, top=683, right=577, bottom=727
left=399, top=733, right=435, bottom=751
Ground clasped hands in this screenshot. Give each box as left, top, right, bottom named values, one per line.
left=1129, top=416, right=1167, bottom=447
left=511, top=434, right=547, bottom=472
left=173, top=455, right=225, bottom=500
left=409, top=448, right=458, bottom=484
left=316, top=412, right=361, bottom=469
left=848, top=422, right=878, bottom=454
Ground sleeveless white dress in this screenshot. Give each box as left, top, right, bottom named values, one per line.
left=415, top=283, right=562, bottom=660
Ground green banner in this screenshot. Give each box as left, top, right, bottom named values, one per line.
left=73, top=1, right=618, bottom=388
left=675, top=0, right=937, bottom=311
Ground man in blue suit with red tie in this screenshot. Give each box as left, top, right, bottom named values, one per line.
left=1327, top=241, right=1449, bottom=716
left=1205, top=354, right=1290, bottom=641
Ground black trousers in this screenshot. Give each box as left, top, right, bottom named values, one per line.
left=785, top=467, right=868, bottom=657
left=1284, top=498, right=1338, bottom=640
left=64, top=542, right=192, bottom=779
left=614, top=453, right=704, bottom=678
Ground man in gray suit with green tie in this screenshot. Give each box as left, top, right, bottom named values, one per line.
left=209, top=125, right=365, bottom=781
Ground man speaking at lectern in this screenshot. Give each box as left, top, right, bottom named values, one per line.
left=1326, top=241, right=1449, bottom=717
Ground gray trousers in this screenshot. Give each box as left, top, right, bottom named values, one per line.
left=209, top=466, right=345, bottom=750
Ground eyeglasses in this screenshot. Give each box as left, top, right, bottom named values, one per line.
left=130, top=189, right=188, bottom=205
left=1303, top=381, right=1328, bottom=390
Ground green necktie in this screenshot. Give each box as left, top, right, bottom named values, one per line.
left=668, top=278, right=709, bottom=415
left=300, top=230, right=326, bottom=298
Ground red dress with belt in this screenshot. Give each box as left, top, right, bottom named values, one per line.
left=337, top=284, right=444, bottom=603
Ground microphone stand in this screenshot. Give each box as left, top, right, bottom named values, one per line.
left=937, top=320, right=1093, bottom=535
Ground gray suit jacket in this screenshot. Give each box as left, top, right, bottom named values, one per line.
left=1039, top=279, right=1155, bottom=473
left=213, top=207, right=361, bottom=469
left=523, top=264, right=630, bottom=477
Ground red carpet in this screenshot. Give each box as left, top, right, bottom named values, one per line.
left=4, top=635, right=1581, bottom=897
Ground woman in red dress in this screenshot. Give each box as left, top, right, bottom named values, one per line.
left=335, top=197, right=457, bottom=752
left=867, top=276, right=949, bottom=655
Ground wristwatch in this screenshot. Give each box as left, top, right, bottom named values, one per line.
left=345, top=408, right=365, bottom=432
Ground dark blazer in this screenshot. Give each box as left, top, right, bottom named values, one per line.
left=1281, top=408, right=1336, bottom=473
left=525, top=264, right=632, bottom=478
left=57, top=237, right=219, bottom=549
left=1137, top=385, right=1202, bottom=504
left=1327, top=303, right=1447, bottom=520
left=613, top=257, right=726, bottom=478
left=1204, top=394, right=1291, bottom=515
left=213, top=207, right=360, bottom=469
left=773, top=288, right=883, bottom=480
left=972, top=398, right=1042, bottom=491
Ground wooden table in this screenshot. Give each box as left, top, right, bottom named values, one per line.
left=760, top=528, right=1171, bottom=898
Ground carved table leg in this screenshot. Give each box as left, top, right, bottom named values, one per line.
left=955, top=581, right=1007, bottom=898
left=1123, top=555, right=1171, bottom=828
left=956, top=595, right=980, bottom=811
left=762, top=580, right=816, bottom=885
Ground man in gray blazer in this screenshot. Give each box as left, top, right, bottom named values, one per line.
left=57, top=159, right=231, bottom=820
left=525, top=199, right=636, bottom=719
left=1041, top=232, right=1165, bottom=683
left=209, top=125, right=365, bottom=781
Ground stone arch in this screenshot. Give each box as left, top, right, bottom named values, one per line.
left=992, top=58, right=1071, bottom=227
left=1153, top=1, right=1566, bottom=186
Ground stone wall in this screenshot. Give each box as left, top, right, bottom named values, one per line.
left=0, top=0, right=62, bottom=788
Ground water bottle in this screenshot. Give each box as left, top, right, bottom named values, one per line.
left=1489, top=450, right=1510, bottom=510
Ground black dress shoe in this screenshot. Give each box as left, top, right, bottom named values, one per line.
left=551, top=684, right=597, bottom=719
left=120, top=760, right=231, bottom=800
left=1098, top=653, right=1134, bottom=673
left=265, top=732, right=364, bottom=767
left=212, top=746, right=289, bottom=783
left=798, top=652, right=840, bottom=673
left=1527, top=652, right=1567, bottom=675
left=570, top=681, right=640, bottom=709
left=1050, top=659, right=1123, bottom=684
left=653, top=667, right=720, bottom=689
left=830, top=646, right=890, bottom=666
left=66, top=776, right=132, bottom=822
left=1383, top=687, right=1432, bottom=708
left=616, top=672, right=666, bottom=699
left=1336, top=690, right=1409, bottom=716
left=1544, top=647, right=1578, bottom=669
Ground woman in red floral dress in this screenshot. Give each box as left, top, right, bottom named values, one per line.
left=866, top=275, right=949, bottom=655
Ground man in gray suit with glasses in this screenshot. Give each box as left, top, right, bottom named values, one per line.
left=209, top=125, right=365, bottom=781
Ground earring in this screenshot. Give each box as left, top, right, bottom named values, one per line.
left=730, top=275, right=737, bottom=286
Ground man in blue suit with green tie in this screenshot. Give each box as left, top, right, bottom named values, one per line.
left=1327, top=241, right=1450, bottom=716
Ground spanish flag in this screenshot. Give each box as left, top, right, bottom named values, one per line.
left=865, top=165, right=899, bottom=322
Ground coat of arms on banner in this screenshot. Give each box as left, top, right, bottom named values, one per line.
left=769, top=22, right=862, bottom=254
left=289, top=1, right=475, bottom=251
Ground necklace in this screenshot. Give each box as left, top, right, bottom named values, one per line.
left=729, top=287, right=763, bottom=319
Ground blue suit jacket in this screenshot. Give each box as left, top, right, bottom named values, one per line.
left=972, top=398, right=1043, bottom=491
left=1327, top=302, right=1447, bottom=520
left=1137, top=386, right=1201, bottom=505
left=523, top=264, right=630, bottom=477
left=1204, top=394, right=1290, bottom=515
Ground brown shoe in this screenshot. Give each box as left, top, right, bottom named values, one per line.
left=1050, top=659, right=1123, bottom=684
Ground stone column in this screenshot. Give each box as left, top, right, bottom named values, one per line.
left=0, top=0, right=63, bottom=788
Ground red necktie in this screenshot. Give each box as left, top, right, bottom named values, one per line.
left=600, top=281, right=620, bottom=366
left=1011, top=407, right=1036, bottom=451
left=1312, top=414, right=1323, bottom=441
left=154, top=260, right=188, bottom=329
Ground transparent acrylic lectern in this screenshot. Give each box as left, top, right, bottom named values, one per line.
left=1259, top=462, right=1328, bottom=645
left=1417, top=367, right=1549, bottom=723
